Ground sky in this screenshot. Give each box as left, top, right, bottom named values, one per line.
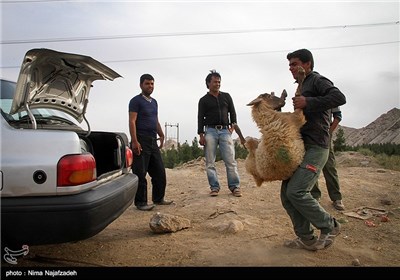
left=1, top=0, right=399, bottom=144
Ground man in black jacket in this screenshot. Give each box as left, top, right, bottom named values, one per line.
left=197, top=70, right=242, bottom=197
left=281, top=49, right=346, bottom=251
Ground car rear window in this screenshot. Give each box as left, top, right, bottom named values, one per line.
left=0, top=79, right=16, bottom=114
left=0, top=79, right=16, bottom=99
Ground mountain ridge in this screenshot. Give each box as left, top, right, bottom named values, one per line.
left=339, top=107, right=400, bottom=146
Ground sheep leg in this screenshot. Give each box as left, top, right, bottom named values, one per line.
left=295, top=66, right=306, bottom=96
left=294, top=66, right=306, bottom=113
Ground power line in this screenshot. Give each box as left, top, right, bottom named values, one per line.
left=1, top=0, right=77, bottom=3
left=1, top=40, right=398, bottom=69
left=1, top=21, right=398, bottom=45
left=103, top=41, right=400, bottom=63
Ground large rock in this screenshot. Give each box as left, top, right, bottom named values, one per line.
left=149, top=212, right=191, bottom=233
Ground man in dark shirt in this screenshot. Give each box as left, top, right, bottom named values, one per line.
left=282, top=49, right=346, bottom=251
left=129, top=74, right=173, bottom=211
left=197, top=70, right=242, bottom=197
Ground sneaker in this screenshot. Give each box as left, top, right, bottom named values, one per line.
left=315, top=218, right=341, bottom=250
left=232, top=188, right=242, bottom=197
left=284, top=236, right=319, bottom=251
left=210, top=190, right=219, bottom=197
left=333, top=200, right=345, bottom=211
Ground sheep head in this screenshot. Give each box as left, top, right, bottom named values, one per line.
left=247, top=90, right=287, bottom=111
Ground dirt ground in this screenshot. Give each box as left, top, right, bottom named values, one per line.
left=4, top=152, right=400, bottom=269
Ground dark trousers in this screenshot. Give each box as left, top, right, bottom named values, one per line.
left=281, top=144, right=334, bottom=237
left=132, top=134, right=166, bottom=206
left=310, top=132, right=342, bottom=201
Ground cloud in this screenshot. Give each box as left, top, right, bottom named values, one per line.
left=1, top=1, right=399, bottom=143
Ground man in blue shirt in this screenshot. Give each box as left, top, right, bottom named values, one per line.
left=129, top=74, right=173, bottom=211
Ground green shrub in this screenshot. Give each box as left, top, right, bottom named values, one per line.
left=357, top=148, right=375, bottom=157
left=375, top=154, right=400, bottom=171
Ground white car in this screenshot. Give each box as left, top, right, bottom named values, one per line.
left=0, top=48, right=138, bottom=248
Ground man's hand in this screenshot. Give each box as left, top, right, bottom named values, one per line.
left=199, top=134, right=206, bottom=146
left=131, top=140, right=142, bottom=155
left=158, top=136, right=165, bottom=149
left=292, top=95, right=306, bottom=110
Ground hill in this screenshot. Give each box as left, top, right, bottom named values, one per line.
left=340, top=108, right=400, bottom=146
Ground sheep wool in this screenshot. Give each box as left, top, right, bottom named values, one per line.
left=245, top=91, right=306, bottom=186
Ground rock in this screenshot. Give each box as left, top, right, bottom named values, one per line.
left=149, top=212, right=191, bottom=233
left=351, top=258, right=361, bottom=266
left=216, top=220, right=244, bottom=233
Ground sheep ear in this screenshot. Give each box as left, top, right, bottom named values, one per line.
left=281, top=90, right=288, bottom=101
left=247, top=96, right=262, bottom=106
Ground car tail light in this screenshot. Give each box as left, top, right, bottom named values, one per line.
left=57, top=154, right=96, bottom=186
left=126, top=146, right=133, bottom=167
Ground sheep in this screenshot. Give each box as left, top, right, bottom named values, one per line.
left=244, top=90, right=306, bottom=186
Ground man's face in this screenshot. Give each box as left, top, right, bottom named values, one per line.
left=288, top=58, right=311, bottom=80
left=140, top=79, right=154, bottom=96
left=208, top=76, right=221, bottom=92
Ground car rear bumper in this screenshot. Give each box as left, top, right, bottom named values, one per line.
left=1, top=173, right=138, bottom=247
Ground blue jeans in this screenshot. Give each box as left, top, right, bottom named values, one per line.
left=204, top=128, right=240, bottom=191
left=280, top=144, right=335, bottom=238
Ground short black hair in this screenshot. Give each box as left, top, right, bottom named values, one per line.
left=287, top=49, right=314, bottom=70
left=140, top=74, right=154, bottom=84
left=205, top=70, right=221, bottom=89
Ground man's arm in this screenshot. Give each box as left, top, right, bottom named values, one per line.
left=330, top=117, right=340, bottom=134
left=304, top=76, right=346, bottom=112
left=232, top=123, right=246, bottom=147
left=129, top=111, right=141, bottom=155
left=227, top=93, right=237, bottom=125
left=330, top=107, right=342, bottom=133
left=197, top=98, right=206, bottom=146
left=156, top=119, right=165, bottom=149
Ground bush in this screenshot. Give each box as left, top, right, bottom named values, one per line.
left=357, top=148, right=375, bottom=157
left=162, top=138, right=247, bottom=168
left=375, top=154, right=400, bottom=171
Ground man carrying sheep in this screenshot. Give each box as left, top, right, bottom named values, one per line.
left=281, top=49, right=346, bottom=251
left=197, top=70, right=242, bottom=197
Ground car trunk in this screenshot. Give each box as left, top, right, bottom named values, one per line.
left=4, top=117, right=129, bottom=179
left=79, top=131, right=129, bottom=178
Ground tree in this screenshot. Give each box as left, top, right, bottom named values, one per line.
left=234, top=141, right=248, bottom=159
left=162, top=148, right=179, bottom=168
left=191, top=137, right=204, bottom=159
left=333, top=128, right=346, bottom=152
left=178, top=141, right=192, bottom=163
left=161, top=137, right=250, bottom=168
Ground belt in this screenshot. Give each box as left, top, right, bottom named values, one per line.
left=207, top=125, right=228, bottom=130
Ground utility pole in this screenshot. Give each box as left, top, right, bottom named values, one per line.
left=165, top=122, right=179, bottom=147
